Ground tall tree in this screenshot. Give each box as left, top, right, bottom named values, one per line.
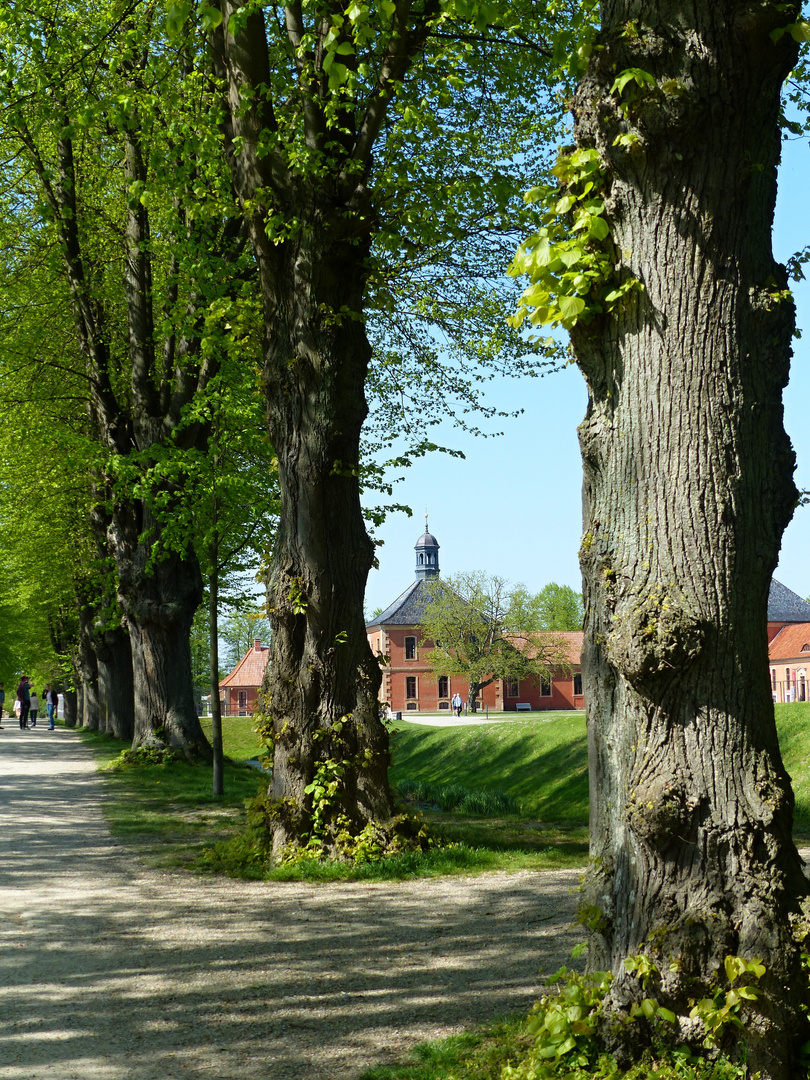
left=513, top=2, right=809, bottom=1074
left=214, top=0, right=565, bottom=857
left=146, top=368, right=279, bottom=794
left=0, top=0, right=252, bottom=759
left=508, top=582, right=584, bottom=631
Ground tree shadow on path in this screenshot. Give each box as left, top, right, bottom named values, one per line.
left=0, top=727, right=584, bottom=1080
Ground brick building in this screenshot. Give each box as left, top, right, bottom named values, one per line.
left=767, top=581, right=810, bottom=702
left=219, top=638, right=269, bottom=716
left=365, top=525, right=584, bottom=714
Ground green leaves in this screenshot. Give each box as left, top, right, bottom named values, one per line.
left=516, top=967, right=611, bottom=1071
left=166, top=0, right=192, bottom=37
left=610, top=66, right=656, bottom=97
left=771, top=19, right=810, bottom=42
left=510, top=145, right=644, bottom=332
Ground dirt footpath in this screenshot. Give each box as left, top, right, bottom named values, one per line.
left=0, top=725, right=582, bottom=1080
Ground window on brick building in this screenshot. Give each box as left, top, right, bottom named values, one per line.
left=540, top=678, right=552, bottom=697
left=573, top=672, right=583, bottom=696
left=405, top=636, right=417, bottom=660
left=406, top=676, right=417, bottom=699
left=507, top=680, right=519, bottom=697
left=438, top=676, right=448, bottom=698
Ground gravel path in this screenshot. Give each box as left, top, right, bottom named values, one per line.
left=0, top=724, right=583, bottom=1080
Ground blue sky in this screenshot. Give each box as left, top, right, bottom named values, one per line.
left=363, top=128, right=810, bottom=616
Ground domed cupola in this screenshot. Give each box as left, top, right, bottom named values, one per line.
left=414, top=514, right=440, bottom=579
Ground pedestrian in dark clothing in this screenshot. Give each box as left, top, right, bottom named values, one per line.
left=17, top=677, right=30, bottom=729
left=0, top=682, right=5, bottom=728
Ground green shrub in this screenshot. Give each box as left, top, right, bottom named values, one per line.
left=105, top=744, right=181, bottom=771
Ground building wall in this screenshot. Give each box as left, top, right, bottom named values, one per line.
left=221, top=687, right=261, bottom=716
left=502, top=671, right=584, bottom=711
left=769, top=662, right=810, bottom=703
left=368, top=623, right=582, bottom=713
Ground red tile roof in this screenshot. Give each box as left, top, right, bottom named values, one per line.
left=505, top=630, right=584, bottom=666
left=768, top=624, right=810, bottom=662
left=219, top=641, right=270, bottom=689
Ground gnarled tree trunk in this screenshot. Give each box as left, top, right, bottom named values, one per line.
left=96, top=624, right=134, bottom=741
left=62, top=687, right=77, bottom=728
left=76, top=601, right=100, bottom=731
left=220, top=6, right=394, bottom=856
left=573, top=3, right=808, bottom=1076
left=259, top=216, right=392, bottom=855
left=111, top=499, right=211, bottom=761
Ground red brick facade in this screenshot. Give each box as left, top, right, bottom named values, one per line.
left=366, top=621, right=585, bottom=715
left=366, top=525, right=584, bottom=715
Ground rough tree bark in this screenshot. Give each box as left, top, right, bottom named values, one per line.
left=216, top=2, right=435, bottom=854
left=76, top=599, right=100, bottom=731
left=110, top=499, right=209, bottom=758
left=95, top=624, right=135, bottom=742
left=62, top=688, right=77, bottom=728
left=90, top=500, right=135, bottom=740
left=572, top=2, right=809, bottom=1075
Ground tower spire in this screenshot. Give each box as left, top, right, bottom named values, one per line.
left=414, top=517, right=440, bottom=579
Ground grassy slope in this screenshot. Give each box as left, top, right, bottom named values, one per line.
left=391, top=703, right=810, bottom=831
left=199, top=716, right=264, bottom=761
left=81, top=700, right=810, bottom=876
left=389, top=715, right=589, bottom=822
left=774, top=701, right=810, bottom=831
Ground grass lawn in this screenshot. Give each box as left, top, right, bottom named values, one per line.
left=78, top=701, right=810, bottom=879
left=772, top=700, right=810, bottom=833
left=79, top=729, right=265, bottom=871
left=199, top=715, right=264, bottom=761
left=389, top=714, right=588, bottom=822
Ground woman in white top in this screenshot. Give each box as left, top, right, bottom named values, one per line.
left=29, top=691, right=40, bottom=728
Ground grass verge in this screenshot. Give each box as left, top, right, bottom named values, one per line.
left=359, top=1018, right=530, bottom=1080
left=78, top=728, right=263, bottom=870
left=78, top=703, right=809, bottom=879
left=199, top=715, right=264, bottom=761
left=389, top=714, right=588, bottom=823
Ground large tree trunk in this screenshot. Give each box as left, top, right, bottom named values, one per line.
left=76, top=603, right=100, bottom=731
left=221, top=9, right=393, bottom=857
left=111, top=499, right=211, bottom=761
left=96, top=624, right=134, bottom=741
left=62, top=686, right=77, bottom=728
left=259, top=215, right=392, bottom=857
left=572, top=3, right=808, bottom=1075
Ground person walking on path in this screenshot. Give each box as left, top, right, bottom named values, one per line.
left=44, top=684, right=58, bottom=729
left=0, top=682, right=4, bottom=728
left=451, top=692, right=463, bottom=718
left=29, top=689, right=40, bottom=728
left=17, top=676, right=30, bottom=729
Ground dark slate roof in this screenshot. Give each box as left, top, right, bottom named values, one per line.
left=768, top=580, right=810, bottom=623
left=367, top=579, right=437, bottom=627
left=415, top=529, right=440, bottom=550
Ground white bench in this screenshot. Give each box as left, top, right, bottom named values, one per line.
left=515, top=702, right=531, bottom=711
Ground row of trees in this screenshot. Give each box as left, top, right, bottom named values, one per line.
left=0, top=0, right=564, bottom=802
